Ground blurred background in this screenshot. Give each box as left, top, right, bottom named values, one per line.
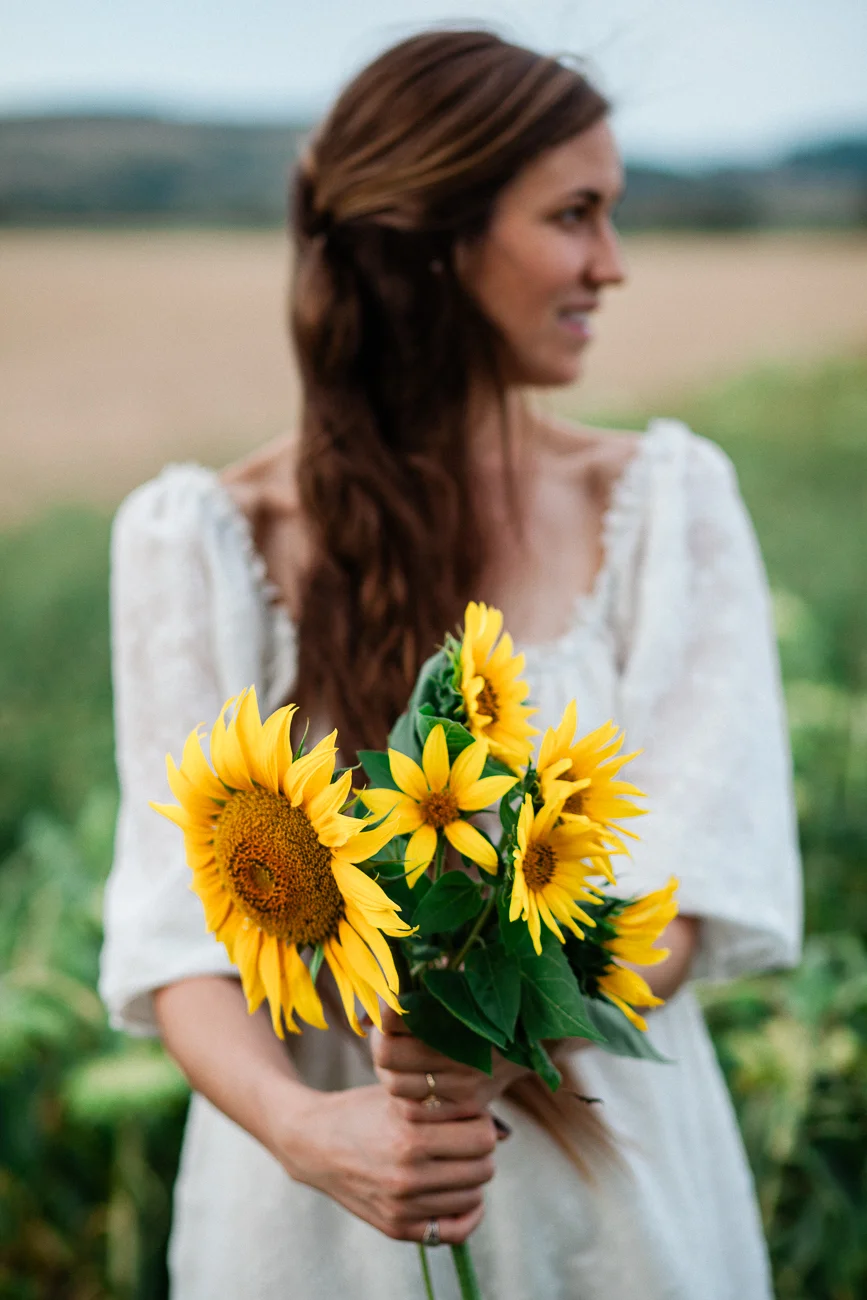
left=1, top=1, right=866, bottom=1296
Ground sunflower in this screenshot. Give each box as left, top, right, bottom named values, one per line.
left=152, top=687, right=412, bottom=1038
left=510, top=793, right=614, bottom=955
left=597, top=878, right=679, bottom=1031
left=359, top=723, right=517, bottom=886
left=459, top=601, right=538, bottom=772
left=536, top=699, right=646, bottom=850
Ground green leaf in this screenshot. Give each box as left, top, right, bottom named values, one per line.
left=416, top=715, right=475, bottom=761
left=387, top=711, right=422, bottom=764
left=482, top=753, right=516, bottom=781
left=519, top=946, right=605, bottom=1043
left=401, top=989, right=493, bottom=1074
left=527, top=1039, right=563, bottom=1092
left=464, top=943, right=521, bottom=1038
left=357, top=750, right=398, bottom=790
left=498, top=793, right=521, bottom=840
left=498, top=1035, right=534, bottom=1070
left=309, top=944, right=325, bottom=984
left=423, top=969, right=507, bottom=1049
left=583, top=997, right=672, bottom=1063
left=413, top=871, right=483, bottom=936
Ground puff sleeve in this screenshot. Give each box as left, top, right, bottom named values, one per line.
left=99, top=466, right=274, bottom=1035
left=612, top=423, right=803, bottom=982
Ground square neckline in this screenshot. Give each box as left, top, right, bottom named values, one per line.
left=205, top=419, right=673, bottom=662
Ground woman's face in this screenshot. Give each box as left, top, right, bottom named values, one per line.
left=456, top=118, right=626, bottom=387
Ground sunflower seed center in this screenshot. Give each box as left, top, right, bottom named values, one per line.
left=476, top=678, right=500, bottom=724
left=563, top=789, right=586, bottom=816
left=522, top=842, right=557, bottom=890
left=420, top=790, right=459, bottom=829
left=214, top=788, right=343, bottom=947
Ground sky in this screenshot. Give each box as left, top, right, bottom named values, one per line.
left=1, top=0, right=866, bottom=166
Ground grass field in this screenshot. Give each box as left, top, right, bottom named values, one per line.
left=2, top=229, right=867, bottom=521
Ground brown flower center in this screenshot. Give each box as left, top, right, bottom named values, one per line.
left=420, top=789, right=459, bottom=829
left=563, top=789, right=587, bottom=816
left=475, top=677, right=500, bottom=724
left=214, top=789, right=342, bottom=947
left=522, top=841, right=557, bottom=890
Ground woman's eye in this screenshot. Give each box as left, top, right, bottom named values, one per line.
left=557, top=206, right=590, bottom=227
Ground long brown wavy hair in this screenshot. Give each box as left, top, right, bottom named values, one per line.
left=289, top=28, right=608, bottom=758
left=289, top=29, right=614, bottom=1172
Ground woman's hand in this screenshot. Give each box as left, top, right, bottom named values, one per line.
left=272, top=1080, right=497, bottom=1244
left=371, top=1008, right=531, bottom=1122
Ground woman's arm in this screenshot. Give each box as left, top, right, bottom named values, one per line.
left=154, top=975, right=497, bottom=1244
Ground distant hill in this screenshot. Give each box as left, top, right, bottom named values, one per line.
left=0, top=114, right=308, bottom=225
left=1, top=113, right=865, bottom=229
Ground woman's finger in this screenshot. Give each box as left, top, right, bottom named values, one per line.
left=414, top=1116, right=498, bottom=1165
left=403, top=1202, right=486, bottom=1246
left=391, top=1187, right=484, bottom=1222
left=372, top=1029, right=460, bottom=1076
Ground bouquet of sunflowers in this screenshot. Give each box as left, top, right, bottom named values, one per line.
left=154, top=601, right=678, bottom=1300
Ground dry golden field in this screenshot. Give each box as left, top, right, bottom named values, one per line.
left=2, top=229, right=867, bottom=521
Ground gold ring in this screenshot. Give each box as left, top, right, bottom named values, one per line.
left=422, top=1071, right=441, bottom=1111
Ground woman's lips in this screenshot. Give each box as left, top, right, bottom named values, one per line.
left=557, top=308, right=593, bottom=340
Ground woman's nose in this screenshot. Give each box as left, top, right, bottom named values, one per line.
left=589, top=218, right=627, bottom=289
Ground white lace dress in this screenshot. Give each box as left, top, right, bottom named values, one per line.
left=100, top=419, right=802, bottom=1300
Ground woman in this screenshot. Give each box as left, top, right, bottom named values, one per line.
left=100, top=29, right=802, bottom=1300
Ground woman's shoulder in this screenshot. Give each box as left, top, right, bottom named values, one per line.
left=114, top=433, right=301, bottom=550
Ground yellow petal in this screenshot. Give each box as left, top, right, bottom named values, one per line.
left=536, top=894, right=565, bottom=944
left=405, top=823, right=438, bottom=886
left=357, top=787, right=403, bottom=819
left=448, top=739, right=488, bottom=799
left=285, top=944, right=328, bottom=1030
left=388, top=749, right=429, bottom=803
left=283, top=744, right=336, bottom=806
left=209, top=695, right=254, bottom=790
left=177, top=726, right=226, bottom=803
left=234, top=923, right=264, bottom=1013
left=330, top=859, right=404, bottom=920
left=233, top=687, right=270, bottom=788
left=345, top=903, right=402, bottom=993
left=338, top=919, right=392, bottom=1001
left=443, top=819, right=497, bottom=872
left=324, top=940, right=363, bottom=1035
left=421, top=725, right=450, bottom=794
left=258, top=934, right=286, bottom=1038
left=456, top=773, right=518, bottom=813
left=338, top=813, right=402, bottom=864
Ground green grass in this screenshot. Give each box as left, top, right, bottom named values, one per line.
left=0, top=352, right=866, bottom=1298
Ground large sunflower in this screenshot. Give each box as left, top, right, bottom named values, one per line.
left=536, top=699, right=645, bottom=849
left=359, top=723, right=517, bottom=886
left=459, top=601, right=538, bottom=772
left=510, top=793, right=613, bottom=955
left=152, top=687, right=411, bottom=1038
left=597, top=878, right=679, bottom=1030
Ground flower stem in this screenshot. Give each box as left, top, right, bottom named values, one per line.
left=451, top=1242, right=483, bottom=1299
left=417, top=1244, right=437, bottom=1300
left=433, top=836, right=446, bottom=882
left=448, top=896, right=495, bottom=970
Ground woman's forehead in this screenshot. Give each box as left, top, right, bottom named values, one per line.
left=506, top=121, right=624, bottom=206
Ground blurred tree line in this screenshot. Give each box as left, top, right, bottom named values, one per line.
left=0, top=353, right=866, bottom=1297
left=1, top=114, right=866, bottom=229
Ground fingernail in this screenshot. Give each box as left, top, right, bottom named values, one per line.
left=492, top=1114, right=512, bottom=1139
